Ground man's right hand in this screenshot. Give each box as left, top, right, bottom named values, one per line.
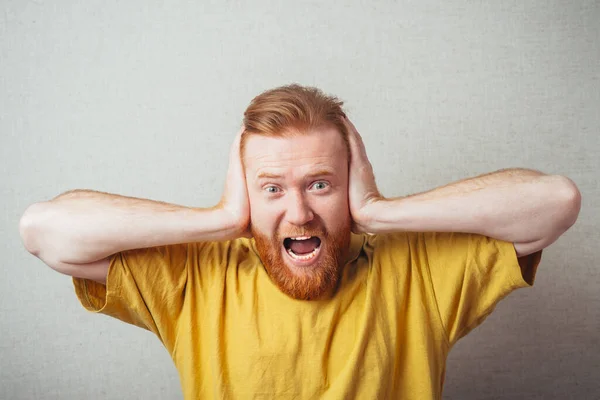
left=19, top=125, right=255, bottom=283
left=217, top=126, right=252, bottom=238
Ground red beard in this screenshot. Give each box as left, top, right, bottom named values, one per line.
left=252, top=223, right=351, bottom=300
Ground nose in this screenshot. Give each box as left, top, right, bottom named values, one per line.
left=285, top=191, right=314, bottom=226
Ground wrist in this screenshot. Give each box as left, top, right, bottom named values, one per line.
left=353, top=197, right=388, bottom=234
left=210, top=204, right=250, bottom=240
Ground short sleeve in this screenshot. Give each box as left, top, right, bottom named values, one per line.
left=72, top=243, right=191, bottom=349
left=421, top=232, right=541, bottom=347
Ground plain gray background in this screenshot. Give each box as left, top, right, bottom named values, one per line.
left=2, top=1, right=599, bottom=399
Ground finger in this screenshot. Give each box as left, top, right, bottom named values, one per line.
left=347, top=119, right=368, bottom=154
left=225, top=127, right=248, bottom=200
left=231, top=126, right=245, bottom=154
left=342, top=117, right=369, bottom=164
left=341, top=117, right=359, bottom=154
left=229, top=125, right=247, bottom=169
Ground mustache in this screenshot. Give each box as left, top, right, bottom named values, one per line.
left=276, top=228, right=328, bottom=239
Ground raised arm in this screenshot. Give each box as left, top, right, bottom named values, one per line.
left=19, top=127, right=250, bottom=283
left=343, top=118, right=581, bottom=257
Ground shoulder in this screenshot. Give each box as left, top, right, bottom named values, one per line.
left=190, top=238, right=255, bottom=262
left=364, top=231, right=420, bottom=253
left=359, top=232, right=421, bottom=271
left=361, top=231, right=483, bottom=269
left=188, top=238, right=259, bottom=278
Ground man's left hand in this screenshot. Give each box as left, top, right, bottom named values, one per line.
left=343, top=117, right=383, bottom=233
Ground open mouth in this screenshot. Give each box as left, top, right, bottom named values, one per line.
left=283, top=236, right=322, bottom=262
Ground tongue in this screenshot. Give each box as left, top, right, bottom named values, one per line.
left=289, top=237, right=320, bottom=255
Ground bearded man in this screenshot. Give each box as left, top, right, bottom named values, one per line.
left=19, top=84, right=581, bottom=399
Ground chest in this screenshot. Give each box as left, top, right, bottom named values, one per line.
left=218, top=293, right=397, bottom=397
left=173, top=257, right=445, bottom=398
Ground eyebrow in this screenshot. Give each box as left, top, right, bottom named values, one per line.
left=256, top=169, right=336, bottom=180
left=256, top=172, right=283, bottom=180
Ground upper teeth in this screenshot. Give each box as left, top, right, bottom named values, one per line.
left=291, top=236, right=311, bottom=240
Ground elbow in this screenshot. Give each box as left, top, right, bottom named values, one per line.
left=19, top=202, right=48, bottom=257
left=554, top=175, right=582, bottom=230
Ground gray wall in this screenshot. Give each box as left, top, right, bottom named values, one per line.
left=2, top=1, right=598, bottom=399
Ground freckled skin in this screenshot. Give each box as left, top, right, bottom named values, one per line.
left=243, top=127, right=352, bottom=300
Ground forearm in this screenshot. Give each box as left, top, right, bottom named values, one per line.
left=363, top=168, right=581, bottom=244
left=19, top=189, right=242, bottom=264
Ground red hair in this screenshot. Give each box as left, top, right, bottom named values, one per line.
left=241, top=84, right=349, bottom=157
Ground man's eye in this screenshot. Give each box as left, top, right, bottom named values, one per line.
left=265, top=186, right=280, bottom=193
left=312, top=182, right=329, bottom=190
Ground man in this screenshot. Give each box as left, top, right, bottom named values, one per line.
left=19, top=84, right=581, bottom=399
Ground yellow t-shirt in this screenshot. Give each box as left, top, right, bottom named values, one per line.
left=73, top=231, right=541, bottom=399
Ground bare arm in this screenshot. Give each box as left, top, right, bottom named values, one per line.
left=19, top=190, right=243, bottom=264
left=361, top=169, right=581, bottom=256
left=19, top=127, right=250, bottom=283
left=342, top=118, right=581, bottom=258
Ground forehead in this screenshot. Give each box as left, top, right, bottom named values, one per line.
left=243, top=127, right=347, bottom=176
